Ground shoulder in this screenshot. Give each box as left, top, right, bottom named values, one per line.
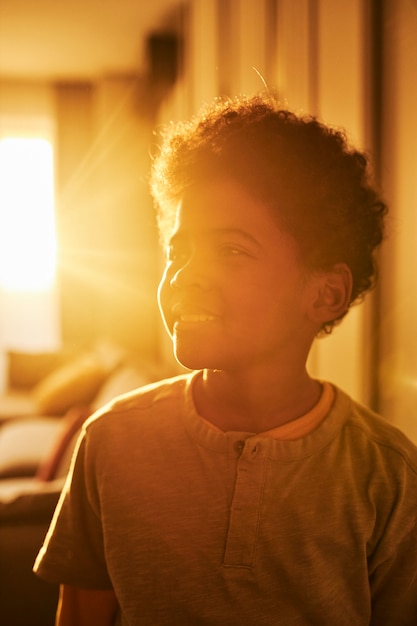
left=102, top=372, right=192, bottom=413
left=75, top=372, right=198, bottom=476
left=83, top=372, right=195, bottom=435
left=334, top=385, right=417, bottom=475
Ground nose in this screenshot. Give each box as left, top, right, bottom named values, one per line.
left=169, top=254, right=211, bottom=290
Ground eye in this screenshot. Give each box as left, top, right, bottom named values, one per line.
left=217, top=244, right=247, bottom=257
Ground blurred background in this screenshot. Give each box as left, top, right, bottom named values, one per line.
left=0, top=0, right=416, bottom=440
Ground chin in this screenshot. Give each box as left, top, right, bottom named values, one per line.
left=174, top=348, right=240, bottom=373
left=173, top=345, right=218, bottom=371
left=174, top=353, right=209, bottom=371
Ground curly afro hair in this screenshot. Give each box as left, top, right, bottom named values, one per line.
left=150, top=93, right=388, bottom=333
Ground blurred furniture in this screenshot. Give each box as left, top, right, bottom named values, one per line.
left=0, top=344, right=161, bottom=626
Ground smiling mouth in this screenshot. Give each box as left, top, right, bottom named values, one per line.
left=177, top=313, right=217, bottom=323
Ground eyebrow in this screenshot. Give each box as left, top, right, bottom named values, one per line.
left=169, top=228, right=261, bottom=248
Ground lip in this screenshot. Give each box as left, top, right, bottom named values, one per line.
left=171, top=303, right=219, bottom=324
left=176, top=313, right=217, bottom=323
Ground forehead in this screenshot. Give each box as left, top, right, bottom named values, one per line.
left=173, top=178, right=282, bottom=236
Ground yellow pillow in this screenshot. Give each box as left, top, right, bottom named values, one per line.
left=32, top=352, right=108, bottom=415
left=7, top=350, right=63, bottom=389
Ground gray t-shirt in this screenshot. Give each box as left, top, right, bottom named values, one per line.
left=35, top=372, right=417, bottom=625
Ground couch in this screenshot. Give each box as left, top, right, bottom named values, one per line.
left=0, top=343, right=162, bottom=626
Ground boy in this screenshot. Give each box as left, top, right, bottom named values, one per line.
left=35, top=94, right=417, bottom=625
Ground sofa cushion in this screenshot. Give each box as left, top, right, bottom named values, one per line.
left=6, top=350, right=65, bottom=390
left=0, top=391, right=39, bottom=422
left=32, top=352, right=108, bottom=415
left=0, top=417, right=64, bottom=478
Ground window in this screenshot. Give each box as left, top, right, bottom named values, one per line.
left=0, top=116, right=60, bottom=357
left=0, top=135, right=56, bottom=291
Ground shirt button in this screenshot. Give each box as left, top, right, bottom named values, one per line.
left=234, top=440, right=245, bottom=456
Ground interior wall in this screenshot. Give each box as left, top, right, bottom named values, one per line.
left=55, top=77, right=161, bottom=359
left=378, top=0, right=417, bottom=440
left=0, top=81, right=55, bottom=120
left=54, top=82, right=96, bottom=348
left=91, top=77, right=161, bottom=357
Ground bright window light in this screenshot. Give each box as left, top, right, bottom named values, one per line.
left=0, top=137, right=56, bottom=292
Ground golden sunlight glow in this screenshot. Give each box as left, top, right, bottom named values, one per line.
left=0, top=137, right=56, bottom=292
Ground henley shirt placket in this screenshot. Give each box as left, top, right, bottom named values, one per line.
left=223, top=437, right=271, bottom=568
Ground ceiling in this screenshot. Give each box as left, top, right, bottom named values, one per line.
left=0, top=0, right=179, bottom=81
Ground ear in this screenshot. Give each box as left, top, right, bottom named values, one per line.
left=308, top=263, right=353, bottom=325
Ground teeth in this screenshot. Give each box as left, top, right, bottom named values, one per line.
left=179, top=314, right=215, bottom=322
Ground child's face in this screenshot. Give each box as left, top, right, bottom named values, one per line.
left=158, top=178, right=319, bottom=372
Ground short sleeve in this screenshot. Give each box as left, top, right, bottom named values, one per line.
left=370, top=520, right=417, bottom=625
left=34, top=427, right=113, bottom=589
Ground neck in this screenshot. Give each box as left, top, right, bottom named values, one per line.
left=193, top=366, right=322, bottom=433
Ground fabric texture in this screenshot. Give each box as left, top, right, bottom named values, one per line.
left=34, top=372, right=417, bottom=625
